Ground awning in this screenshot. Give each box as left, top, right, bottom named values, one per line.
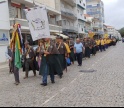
left=50, top=35, right=57, bottom=40
left=55, top=33, right=69, bottom=39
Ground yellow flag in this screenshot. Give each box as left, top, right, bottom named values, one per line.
left=64, top=43, right=71, bottom=53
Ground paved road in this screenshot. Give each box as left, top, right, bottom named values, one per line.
left=0, top=42, right=124, bottom=107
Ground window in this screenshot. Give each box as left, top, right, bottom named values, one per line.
left=79, top=24, right=80, bottom=28
left=63, top=20, right=66, bottom=25
left=80, top=0, right=82, bottom=3
left=78, top=9, right=79, bottom=13
left=11, top=3, right=21, bottom=18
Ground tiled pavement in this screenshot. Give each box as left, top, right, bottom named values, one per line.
left=0, top=42, right=124, bottom=107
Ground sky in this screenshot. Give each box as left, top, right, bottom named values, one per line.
left=102, top=0, right=124, bottom=30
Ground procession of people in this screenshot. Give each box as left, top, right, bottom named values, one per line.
left=7, top=31, right=118, bottom=86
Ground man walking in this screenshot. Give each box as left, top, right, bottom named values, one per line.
left=74, top=38, right=84, bottom=66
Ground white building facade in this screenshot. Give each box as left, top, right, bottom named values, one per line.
left=55, top=0, right=78, bottom=38
left=106, top=26, right=121, bottom=39
left=77, top=0, right=87, bottom=38
left=86, top=0, right=105, bottom=35
left=0, top=0, right=10, bottom=63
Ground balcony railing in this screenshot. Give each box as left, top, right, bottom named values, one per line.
left=10, top=18, right=28, bottom=27
left=77, top=0, right=86, bottom=9
left=61, top=7, right=77, bottom=20
left=63, top=0, right=76, bottom=7
left=93, top=24, right=99, bottom=28
left=78, top=13, right=86, bottom=22
left=10, top=18, right=62, bottom=32
left=62, top=25, right=78, bottom=32
left=49, top=24, right=62, bottom=32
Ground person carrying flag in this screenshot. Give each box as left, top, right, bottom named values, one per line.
left=10, top=23, right=23, bottom=85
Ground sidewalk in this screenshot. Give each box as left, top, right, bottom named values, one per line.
left=0, top=62, right=9, bottom=69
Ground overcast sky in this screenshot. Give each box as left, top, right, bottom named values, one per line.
left=102, top=0, right=124, bottom=30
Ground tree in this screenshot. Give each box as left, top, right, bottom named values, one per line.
left=119, top=27, right=124, bottom=37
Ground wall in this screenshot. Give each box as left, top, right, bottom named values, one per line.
left=0, top=0, right=10, bottom=63
left=0, top=0, right=10, bottom=30
left=35, top=0, right=55, bottom=9
left=0, top=46, right=7, bottom=63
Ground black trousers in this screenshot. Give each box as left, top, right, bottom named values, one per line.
left=85, top=47, right=90, bottom=58
left=76, top=52, right=83, bottom=65
left=14, top=66, right=20, bottom=83
left=25, top=58, right=36, bottom=77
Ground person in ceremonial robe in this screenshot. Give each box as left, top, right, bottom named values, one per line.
left=40, top=38, right=63, bottom=86
left=91, top=39, right=97, bottom=56
left=84, top=38, right=91, bottom=59
left=104, top=38, right=107, bottom=49
left=56, top=36, right=67, bottom=71
left=24, top=41, right=36, bottom=79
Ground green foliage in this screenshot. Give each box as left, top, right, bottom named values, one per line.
left=119, top=27, right=124, bottom=37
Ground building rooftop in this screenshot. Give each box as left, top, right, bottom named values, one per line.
left=106, top=26, right=114, bottom=28
left=84, top=14, right=91, bottom=17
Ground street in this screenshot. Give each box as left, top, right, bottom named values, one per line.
left=0, top=42, right=124, bottom=107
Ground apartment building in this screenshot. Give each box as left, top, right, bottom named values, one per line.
left=77, top=0, right=87, bottom=38
left=86, top=0, right=105, bottom=35
left=84, top=14, right=93, bottom=37
left=107, top=26, right=115, bottom=37
left=0, top=0, right=10, bottom=62
left=55, top=0, right=78, bottom=38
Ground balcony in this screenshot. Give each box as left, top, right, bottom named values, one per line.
left=10, top=18, right=62, bottom=33
left=99, top=24, right=103, bottom=28
left=61, top=7, right=77, bottom=20
left=63, top=0, right=76, bottom=7
left=85, top=27, right=93, bottom=33
left=92, top=24, right=99, bottom=28
left=78, top=26, right=85, bottom=34
left=49, top=24, right=62, bottom=33
left=62, top=25, right=78, bottom=33
left=11, top=0, right=34, bottom=7
left=11, top=0, right=61, bottom=15
left=77, top=13, right=87, bottom=22
left=10, top=18, right=29, bottom=32
left=77, top=0, right=86, bottom=10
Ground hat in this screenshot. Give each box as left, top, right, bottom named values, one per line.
left=24, top=41, right=29, bottom=44
left=60, top=36, right=63, bottom=40
left=56, top=36, right=63, bottom=40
